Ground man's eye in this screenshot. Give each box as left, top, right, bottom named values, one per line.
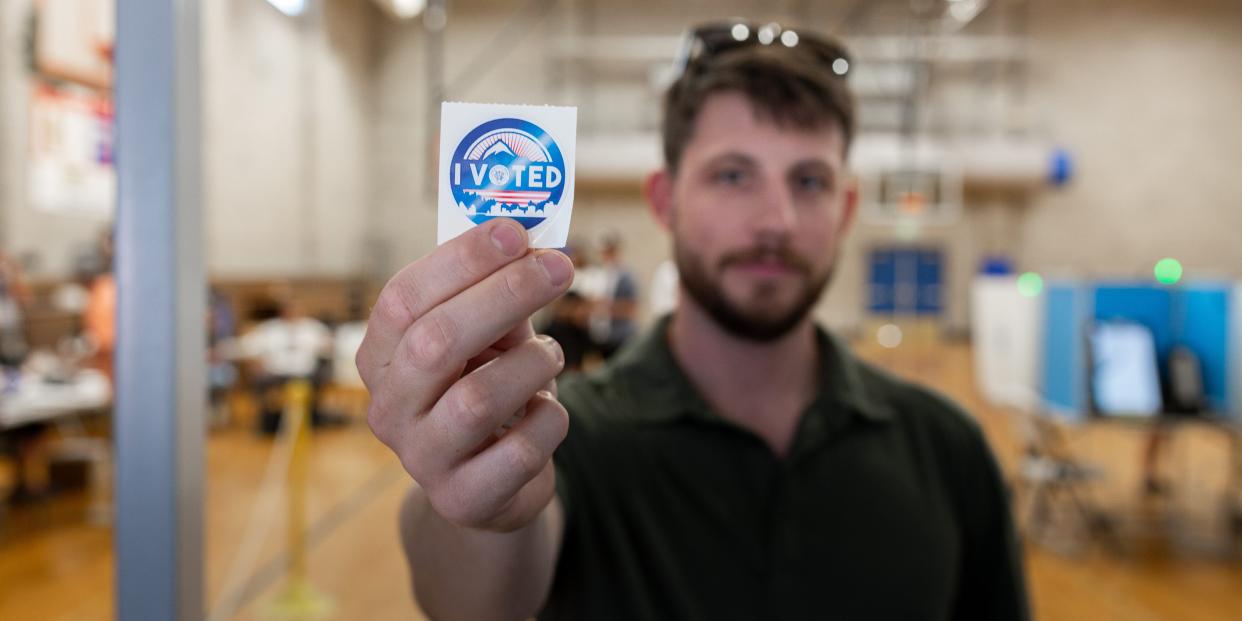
left=796, top=175, right=828, bottom=193
left=713, top=169, right=748, bottom=186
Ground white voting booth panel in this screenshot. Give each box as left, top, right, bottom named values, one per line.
left=970, top=276, right=1043, bottom=408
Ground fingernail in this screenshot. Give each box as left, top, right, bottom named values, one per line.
left=537, top=251, right=572, bottom=287
left=490, top=221, right=525, bottom=257
left=538, top=335, right=564, bottom=366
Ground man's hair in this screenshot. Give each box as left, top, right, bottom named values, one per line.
left=661, top=45, right=856, bottom=173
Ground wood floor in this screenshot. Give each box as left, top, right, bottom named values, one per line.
left=1, top=340, right=1240, bottom=620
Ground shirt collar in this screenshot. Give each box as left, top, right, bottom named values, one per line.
left=600, top=315, right=894, bottom=427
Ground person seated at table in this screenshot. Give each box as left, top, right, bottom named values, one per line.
left=81, top=231, right=116, bottom=381
left=239, top=297, right=331, bottom=434
left=0, top=252, right=32, bottom=372
left=207, top=287, right=239, bottom=426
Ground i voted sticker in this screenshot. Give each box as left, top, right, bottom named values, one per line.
left=450, top=118, right=566, bottom=229
left=438, top=102, right=577, bottom=248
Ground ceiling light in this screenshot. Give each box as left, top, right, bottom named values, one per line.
left=264, top=0, right=305, bottom=17
left=757, top=24, right=778, bottom=45
left=392, top=0, right=426, bottom=19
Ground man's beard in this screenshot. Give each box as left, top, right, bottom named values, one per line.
left=675, top=238, right=834, bottom=343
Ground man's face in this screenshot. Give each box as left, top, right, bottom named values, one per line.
left=661, top=92, right=855, bottom=341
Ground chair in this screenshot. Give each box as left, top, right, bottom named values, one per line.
left=46, top=420, right=112, bottom=524
left=1001, top=385, right=1116, bottom=554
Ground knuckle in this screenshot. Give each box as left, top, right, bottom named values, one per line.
left=354, top=346, right=375, bottom=387
left=505, top=436, right=547, bottom=481
left=449, top=378, right=494, bottom=433
left=456, top=240, right=499, bottom=280
left=405, top=313, right=455, bottom=372
left=372, top=414, right=424, bottom=482
left=398, top=449, right=433, bottom=489
left=354, top=345, right=367, bottom=372
left=500, top=263, right=537, bottom=305
left=366, top=395, right=404, bottom=449
left=365, top=400, right=386, bottom=436
left=374, top=284, right=417, bottom=327
left=428, top=481, right=477, bottom=526
left=365, top=391, right=401, bottom=440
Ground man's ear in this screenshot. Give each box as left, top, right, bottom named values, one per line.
left=644, top=169, right=674, bottom=232
left=840, top=175, right=860, bottom=234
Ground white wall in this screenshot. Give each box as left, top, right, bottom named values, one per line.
left=1020, top=0, right=1242, bottom=280
left=203, top=0, right=378, bottom=277
left=369, top=14, right=430, bottom=276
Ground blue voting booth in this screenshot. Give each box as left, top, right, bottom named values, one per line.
left=1040, top=280, right=1240, bottom=421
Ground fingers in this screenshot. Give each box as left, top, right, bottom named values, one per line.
left=432, top=392, right=569, bottom=530
left=417, top=335, right=564, bottom=473
left=466, top=323, right=557, bottom=397
left=377, top=250, right=573, bottom=421
left=463, top=320, right=536, bottom=375
left=356, top=218, right=530, bottom=382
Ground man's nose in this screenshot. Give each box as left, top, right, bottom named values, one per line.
left=752, top=183, right=798, bottom=236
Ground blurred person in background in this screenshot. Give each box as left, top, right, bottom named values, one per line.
left=51, top=249, right=103, bottom=315
left=239, top=296, right=331, bottom=434
left=0, top=252, right=32, bottom=374
left=648, top=258, right=680, bottom=319
left=539, top=291, right=592, bottom=374
left=82, top=230, right=116, bottom=380
left=0, top=251, right=44, bottom=495
left=207, top=287, right=238, bottom=425
left=586, top=233, right=639, bottom=358
left=359, top=21, right=1027, bottom=621
left=331, top=283, right=372, bottom=389
left=564, top=237, right=601, bottom=300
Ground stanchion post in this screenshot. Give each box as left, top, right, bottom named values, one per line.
left=261, top=379, right=332, bottom=620
left=287, top=380, right=311, bottom=588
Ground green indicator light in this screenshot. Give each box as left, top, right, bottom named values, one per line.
left=1017, top=272, right=1043, bottom=298
left=1154, top=258, right=1183, bottom=285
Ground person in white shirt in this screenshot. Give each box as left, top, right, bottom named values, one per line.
left=241, top=298, right=331, bottom=379
left=240, top=298, right=331, bottom=433
left=648, top=259, right=680, bottom=319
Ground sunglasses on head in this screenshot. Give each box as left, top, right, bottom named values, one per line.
left=672, top=21, right=852, bottom=81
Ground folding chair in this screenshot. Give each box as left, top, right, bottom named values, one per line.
left=1002, top=385, right=1117, bottom=554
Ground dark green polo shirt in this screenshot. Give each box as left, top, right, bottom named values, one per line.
left=540, top=318, right=1029, bottom=620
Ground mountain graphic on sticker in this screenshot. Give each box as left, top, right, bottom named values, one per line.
left=450, top=118, right=567, bottom=229
left=479, top=140, right=515, bottom=159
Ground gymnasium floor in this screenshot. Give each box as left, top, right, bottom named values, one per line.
left=1, top=340, right=1239, bottom=621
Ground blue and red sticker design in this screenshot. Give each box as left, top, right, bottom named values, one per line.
left=449, top=118, right=567, bottom=230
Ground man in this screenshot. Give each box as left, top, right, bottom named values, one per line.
left=0, top=252, right=31, bottom=370
left=239, top=296, right=331, bottom=433
left=585, top=233, right=639, bottom=358
left=359, top=22, right=1028, bottom=621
